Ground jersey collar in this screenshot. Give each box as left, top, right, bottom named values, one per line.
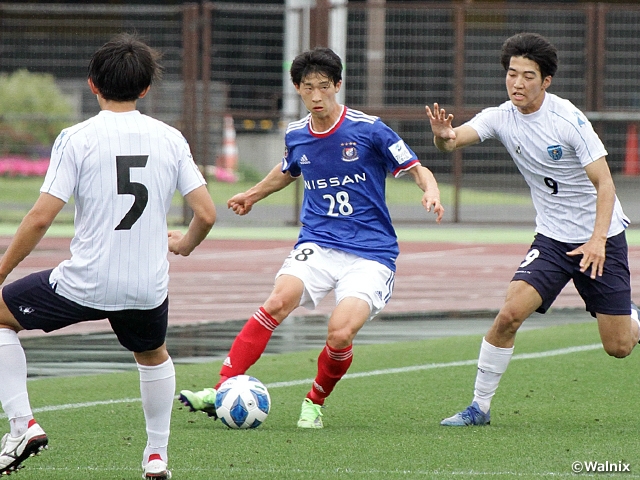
left=308, top=105, right=346, bottom=138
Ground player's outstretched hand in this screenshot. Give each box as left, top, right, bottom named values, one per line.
left=425, top=103, right=456, bottom=141
left=168, top=230, right=194, bottom=256
left=421, top=192, right=445, bottom=224
left=227, top=193, right=254, bottom=216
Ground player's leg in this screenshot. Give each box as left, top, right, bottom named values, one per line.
left=298, top=297, right=370, bottom=429
left=441, top=280, right=541, bottom=427
left=477, top=281, right=541, bottom=406
left=578, top=231, right=639, bottom=358
left=596, top=313, right=639, bottom=358
left=134, top=345, right=174, bottom=480
left=0, top=318, right=46, bottom=476
left=309, top=296, right=370, bottom=405
left=219, top=274, right=304, bottom=384
left=298, top=255, right=393, bottom=429
left=485, top=280, right=542, bottom=348
left=0, top=274, right=58, bottom=475
left=178, top=274, right=305, bottom=416
left=442, top=235, right=571, bottom=426
left=110, top=299, right=173, bottom=480
left=180, top=243, right=330, bottom=415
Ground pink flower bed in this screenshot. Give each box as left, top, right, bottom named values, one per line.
left=0, top=157, right=50, bottom=176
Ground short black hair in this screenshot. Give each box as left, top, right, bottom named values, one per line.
left=290, top=47, right=342, bottom=87
left=500, top=33, right=558, bottom=79
left=88, top=33, right=162, bottom=102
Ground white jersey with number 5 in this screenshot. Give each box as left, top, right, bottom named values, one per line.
left=466, top=93, right=629, bottom=243
left=42, top=110, right=205, bottom=310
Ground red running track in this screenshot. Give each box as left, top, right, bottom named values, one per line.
left=3, top=237, right=639, bottom=338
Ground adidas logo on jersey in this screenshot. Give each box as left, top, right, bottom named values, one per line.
left=300, top=154, right=311, bottom=165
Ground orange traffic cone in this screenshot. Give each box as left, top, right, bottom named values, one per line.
left=624, top=123, right=639, bottom=176
left=215, top=115, right=238, bottom=182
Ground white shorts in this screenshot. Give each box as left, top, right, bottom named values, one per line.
left=276, top=242, right=395, bottom=320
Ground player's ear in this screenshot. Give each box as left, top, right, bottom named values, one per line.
left=542, top=75, right=552, bottom=90
left=334, top=80, right=342, bottom=92
left=87, top=78, right=100, bottom=95
left=138, top=86, right=151, bottom=99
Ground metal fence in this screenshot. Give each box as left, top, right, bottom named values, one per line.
left=1, top=2, right=640, bottom=225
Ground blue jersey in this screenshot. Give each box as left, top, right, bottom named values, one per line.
left=282, top=106, right=420, bottom=271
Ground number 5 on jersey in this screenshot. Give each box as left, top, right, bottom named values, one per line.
left=115, top=155, right=149, bottom=230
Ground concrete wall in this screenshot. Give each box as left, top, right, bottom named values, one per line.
left=236, top=132, right=285, bottom=175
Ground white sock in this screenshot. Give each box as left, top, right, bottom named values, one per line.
left=138, top=358, right=175, bottom=465
left=630, top=305, right=640, bottom=344
left=472, top=337, right=514, bottom=414
left=0, top=329, right=33, bottom=436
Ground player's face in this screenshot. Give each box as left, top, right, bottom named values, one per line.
left=295, top=73, right=342, bottom=126
left=505, top=56, right=552, bottom=114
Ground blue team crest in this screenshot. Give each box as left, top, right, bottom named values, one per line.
left=547, top=145, right=563, bottom=161
left=342, top=144, right=359, bottom=162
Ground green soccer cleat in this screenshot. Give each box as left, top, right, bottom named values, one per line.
left=178, top=388, right=217, bottom=418
left=297, top=398, right=324, bottom=429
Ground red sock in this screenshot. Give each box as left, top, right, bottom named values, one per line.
left=217, top=307, right=278, bottom=388
left=307, top=344, right=353, bottom=405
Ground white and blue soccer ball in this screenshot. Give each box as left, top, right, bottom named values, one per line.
left=214, top=375, right=271, bottom=429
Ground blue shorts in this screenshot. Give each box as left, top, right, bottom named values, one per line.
left=512, top=232, right=631, bottom=316
left=2, top=269, right=169, bottom=353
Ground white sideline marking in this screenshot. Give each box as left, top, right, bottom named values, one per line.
left=267, top=343, right=602, bottom=388
left=1, top=343, right=602, bottom=419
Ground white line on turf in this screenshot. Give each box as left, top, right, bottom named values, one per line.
left=0, top=343, right=602, bottom=419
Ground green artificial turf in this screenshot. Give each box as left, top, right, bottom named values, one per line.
left=9, top=321, right=640, bottom=479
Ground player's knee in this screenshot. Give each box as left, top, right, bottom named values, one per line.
left=603, top=339, right=634, bottom=359
left=327, top=328, right=355, bottom=349
left=262, top=296, right=295, bottom=320
left=494, top=309, right=525, bottom=336
left=134, top=344, right=169, bottom=366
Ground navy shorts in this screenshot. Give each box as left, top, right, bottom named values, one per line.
left=2, top=269, right=169, bottom=353
left=512, top=232, right=631, bottom=316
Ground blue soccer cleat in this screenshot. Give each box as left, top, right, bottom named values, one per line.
left=440, top=402, right=490, bottom=426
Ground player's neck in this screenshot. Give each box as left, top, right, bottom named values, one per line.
left=309, top=104, right=344, bottom=133
left=96, top=96, right=138, bottom=113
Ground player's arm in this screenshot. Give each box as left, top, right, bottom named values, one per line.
left=168, top=185, right=216, bottom=256
left=566, top=157, right=615, bottom=279
left=227, top=162, right=297, bottom=216
left=0, top=192, right=66, bottom=285
left=406, top=164, right=445, bottom=223
left=425, top=103, right=480, bottom=152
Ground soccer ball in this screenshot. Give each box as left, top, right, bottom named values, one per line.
left=214, top=375, right=271, bottom=429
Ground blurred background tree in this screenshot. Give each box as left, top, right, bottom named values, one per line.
left=0, top=69, right=74, bottom=157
